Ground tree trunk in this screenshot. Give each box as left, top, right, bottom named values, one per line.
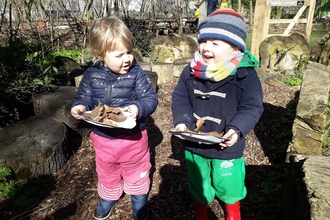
left=173, top=58, right=190, bottom=77
left=0, top=116, right=69, bottom=179
left=151, top=62, right=174, bottom=84
left=32, top=86, right=90, bottom=137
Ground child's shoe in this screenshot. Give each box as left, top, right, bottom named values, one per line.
left=93, top=199, right=117, bottom=220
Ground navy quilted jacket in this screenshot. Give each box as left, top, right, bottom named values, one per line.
left=72, top=60, right=158, bottom=138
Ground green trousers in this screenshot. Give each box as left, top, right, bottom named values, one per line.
left=185, top=150, right=247, bottom=204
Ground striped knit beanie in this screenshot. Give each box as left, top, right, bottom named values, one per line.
left=198, top=9, right=247, bottom=52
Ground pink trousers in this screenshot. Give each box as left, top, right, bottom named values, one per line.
left=90, top=129, right=151, bottom=200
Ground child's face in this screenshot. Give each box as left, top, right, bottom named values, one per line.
left=199, top=39, right=236, bottom=64
left=103, top=42, right=134, bottom=74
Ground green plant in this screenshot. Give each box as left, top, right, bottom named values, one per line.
left=322, top=94, right=330, bottom=156
left=0, top=40, right=58, bottom=101
left=0, top=167, right=53, bottom=211
left=279, top=57, right=309, bottom=86
left=280, top=76, right=302, bottom=86
left=43, top=49, right=83, bottom=68
left=0, top=167, right=14, bottom=197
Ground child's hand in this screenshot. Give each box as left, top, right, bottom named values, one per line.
left=71, top=105, right=86, bottom=120
left=175, top=124, right=187, bottom=131
left=219, top=129, right=240, bottom=149
left=123, top=105, right=138, bottom=119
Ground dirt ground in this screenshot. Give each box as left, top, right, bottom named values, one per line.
left=2, top=72, right=300, bottom=220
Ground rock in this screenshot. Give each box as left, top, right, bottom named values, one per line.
left=287, top=62, right=330, bottom=158
left=0, top=116, right=69, bottom=179
left=133, top=48, right=144, bottom=62
left=46, top=56, right=89, bottom=86
left=302, top=156, right=330, bottom=220
left=52, top=56, right=84, bottom=72
left=318, top=39, right=330, bottom=65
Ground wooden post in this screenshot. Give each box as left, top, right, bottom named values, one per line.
left=251, top=0, right=271, bottom=59
left=198, top=0, right=207, bottom=25
left=251, top=0, right=316, bottom=61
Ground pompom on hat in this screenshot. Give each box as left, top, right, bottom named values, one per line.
left=197, top=9, right=247, bottom=52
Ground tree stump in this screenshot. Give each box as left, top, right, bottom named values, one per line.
left=259, top=32, right=310, bottom=70
left=173, top=58, right=190, bottom=77
left=145, top=71, right=158, bottom=91
left=32, top=86, right=90, bottom=136
left=0, top=116, right=69, bottom=179
left=151, top=62, right=174, bottom=84
left=74, top=74, right=83, bottom=87
left=138, top=62, right=152, bottom=71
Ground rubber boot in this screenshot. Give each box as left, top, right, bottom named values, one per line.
left=131, top=194, right=148, bottom=220
left=225, top=201, right=241, bottom=220
left=193, top=199, right=208, bottom=220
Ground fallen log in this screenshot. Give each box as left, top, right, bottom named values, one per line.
left=32, top=86, right=90, bottom=137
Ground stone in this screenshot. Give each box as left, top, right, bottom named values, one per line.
left=303, top=156, right=330, bottom=220
left=287, top=62, right=330, bottom=158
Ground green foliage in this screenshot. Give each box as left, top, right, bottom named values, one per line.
left=5, top=178, right=45, bottom=209
left=43, top=49, right=83, bottom=67
left=280, top=76, right=302, bottom=86
left=323, top=97, right=330, bottom=156
left=0, top=166, right=53, bottom=210
left=279, top=57, right=308, bottom=86
left=0, top=167, right=14, bottom=197
left=0, top=40, right=57, bottom=104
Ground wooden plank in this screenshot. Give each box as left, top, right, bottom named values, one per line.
left=198, top=0, right=207, bottom=25
left=266, top=0, right=310, bottom=6
left=251, top=0, right=315, bottom=61
left=269, top=19, right=307, bottom=24
left=251, top=0, right=270, bottom=59
left=304, top=0, right=316, bottom=41
left=263, top=6, right=272, bottom=40
left=283, top=6, right=307, bottom=35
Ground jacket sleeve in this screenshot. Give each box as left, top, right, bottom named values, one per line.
left=227, top=69, right=264, bottom=136
left=71, top=68, right=95, bottom=110
left=131, top=64, right=158, bottom=119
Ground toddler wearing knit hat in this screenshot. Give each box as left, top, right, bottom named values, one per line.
left=171, top=8, right=263, bottom=220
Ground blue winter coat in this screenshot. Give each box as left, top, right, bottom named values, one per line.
left=172, top=61, right=263, bottom=160
left=72, top=60, right=158, bottom=138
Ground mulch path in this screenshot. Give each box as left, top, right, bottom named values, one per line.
left=3, top=73, right=300, bottom=220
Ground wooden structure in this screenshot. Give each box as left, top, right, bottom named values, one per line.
left=198, top=0, right=208, bottom=26
left=251, top=0, right=316, bottom=60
